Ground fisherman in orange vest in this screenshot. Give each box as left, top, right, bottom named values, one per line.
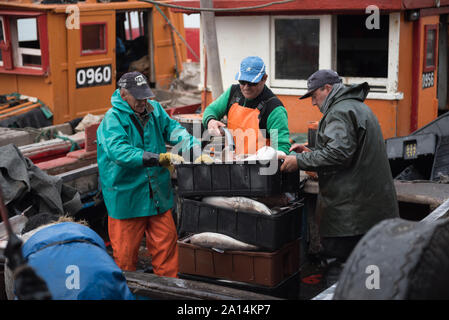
left=202, top=56, right=291, bottom=156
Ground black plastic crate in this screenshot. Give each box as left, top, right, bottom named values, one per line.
left=176, top=160, right=299, bottom=197
left=179, top=271, right=300, bottom=300
left=179, top=198, right=303, bottom=251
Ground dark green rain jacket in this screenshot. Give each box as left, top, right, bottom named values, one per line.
left=296, top=82, right=399, bottom=237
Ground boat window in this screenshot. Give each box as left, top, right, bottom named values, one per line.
left=124, top=11, right=144, bottom=40
left=0, top=13, right=48, bottom=74
left=336, top=15, right=389, bottom=78
left=18, top=18, right=39, bottom=49
left=270, top=15, right=332, bottom=89
left=16, top=18, right=41, bottom=67
left=269, top=13, right=399, bottom=94
left=0, top=19, right=3, bottom=42
left=274, top=18, right=319, bottom=80
left=81, top=23, right=106, bottom=55
left=424, top=24, right=438, bottom=72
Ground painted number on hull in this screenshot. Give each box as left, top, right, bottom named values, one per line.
left=76, top=65, right=112, bottom=88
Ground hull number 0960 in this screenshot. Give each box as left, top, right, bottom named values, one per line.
left=76, top=65, right=112, bottom=88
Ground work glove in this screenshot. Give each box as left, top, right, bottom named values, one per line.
left=159, top=153, right=185, bottom=166
left=194, top=154, right=214, bottom=164
left=159, top=152, right=185, bottom=175
left=142, top=151, right=160, bottom=167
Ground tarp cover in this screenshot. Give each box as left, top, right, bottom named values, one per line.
left=22, top=222, right=135, bottom=300
left=0, top=144, right=82, bottom=218
left=0, top=107, right=52, bottom=129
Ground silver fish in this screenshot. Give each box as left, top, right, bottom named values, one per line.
left=189, top=232, right=259, bottom=251
left=202, top=196, right=273, bottom=215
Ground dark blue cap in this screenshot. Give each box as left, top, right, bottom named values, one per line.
left=118, top=72, right=155, bottom=100
left=299, top=69, right=342, bottom=100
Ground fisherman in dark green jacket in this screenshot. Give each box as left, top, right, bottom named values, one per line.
left=202, top=56, right=291, bottom=155
left=279, top=69, right=399, bottom=281
left=97, top=72, right=208, bottom=277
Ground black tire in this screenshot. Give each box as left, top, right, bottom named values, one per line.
left=333, top=218, right=449, bottom=300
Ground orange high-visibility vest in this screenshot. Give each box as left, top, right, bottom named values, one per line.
left=224, top=85, right=283, bottom=155
left=227, top=102, right=269, bottom=155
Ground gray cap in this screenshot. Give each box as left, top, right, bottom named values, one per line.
left=117, top=71, right=155, bottom=100
left=299, top=69, right=342, bottom=100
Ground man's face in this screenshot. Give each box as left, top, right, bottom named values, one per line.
left=122, top=90, right=148, bottom=114
left=311, top=84, right=333, bottom=109
left=239, top=74, right=267, bottom=100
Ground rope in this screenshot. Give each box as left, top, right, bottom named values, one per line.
left=139, top=0, right=295, bottom=12
left=34, top=129, right=81, bottom=152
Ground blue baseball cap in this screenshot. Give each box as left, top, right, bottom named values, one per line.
left=235, top=56, right=266, bottom=83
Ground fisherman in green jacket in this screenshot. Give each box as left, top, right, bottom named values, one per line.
left=97, top=72, right=207, bottom=277
left=279, top=69, right=399, bottom=283
left=202, top=56, right=291, bottom=155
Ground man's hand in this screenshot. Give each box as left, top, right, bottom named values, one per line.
left=207, top=119, right=226, bottom=137
left=278, top=154, right=299, bottom=172
left=290, top=143, right=312, bottom=153
left=288, top=144, right=318, bottom=179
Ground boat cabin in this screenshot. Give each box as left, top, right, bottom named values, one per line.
left=173, top=0, right=449, bottom=139
left=0, top=0, right=187, bottom=125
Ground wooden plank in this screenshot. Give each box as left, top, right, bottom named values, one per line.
left=302, top=173, right=449, bottom=207
left=124, top=271, right=281, bottom=300
left=0, top=103, right=41, bottom=120
left=0, top=101, right=32, bottom=113
left=422, top=197, right=449, bottom=222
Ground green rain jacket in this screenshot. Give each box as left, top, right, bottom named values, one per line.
left=296, top=83, right=399, bottom=237
left=97, top=89, right=200, bottom=219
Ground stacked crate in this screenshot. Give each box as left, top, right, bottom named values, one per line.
left=175, top=160, right=303, bottom=298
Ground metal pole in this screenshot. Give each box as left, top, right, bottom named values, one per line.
left=200, top=0, right=223, bottom=99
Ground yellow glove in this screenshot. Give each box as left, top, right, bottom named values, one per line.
left=159, top=153, right=185, bottom=167
left=194, top=154, right=214, bottom=164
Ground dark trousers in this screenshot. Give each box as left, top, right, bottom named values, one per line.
left=321, top=235, right=363, bottom=263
